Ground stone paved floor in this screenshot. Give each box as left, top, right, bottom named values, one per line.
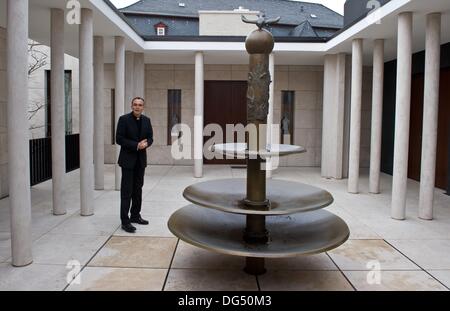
left=0, top=165, right=450, bottom=291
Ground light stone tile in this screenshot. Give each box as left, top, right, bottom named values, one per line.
left=148, top=146, right=175, bottom=165
left=146, top=70, right=174, bottom=90
left=427, top=270, right=450, bottom=289
left=205, top=70, right=232, bottom=81
left=294, top=109, right=317, bottom=129
left=174, top=64, right=194, bottom=71
left=164, top=269, right=258, bottom=291
left=0, top=70, right=5, bottom=101
left=0, top=50, right=6, bottom=71
left=231, top=65, right=249, bottom=71
left=344, top=271, right=448, bottom=291
left=48, top=214, right=120, bottom=236
left=275, top=65, right=289, bottom=72
left=288, top=71, right=319, bottom=91
left=328, top=240, right=419, bottom=271
left=274, top=71, right=288, bottom=91
left=0, top=263, right=69, bottom=291
left=295, top=91, right=317, bottom=110
left=231, top=70, right=248, bottom=81
left=174, top=70, right=194, bottom=90
left=146, top=64, right=174, bottom=71
left=146, top=89, right=167, bottom=109
left=147, top=108, right=168, bottom=127
left=0, top=133, right=7, bottom=165
left=387, top=240, right=450, bottom=270
left=143, top=187, right=185, bottom=202
left=258, top=271, right=354, bottom=291
left=67, top=267, right=167, bottom=291
left=205, top=65, right=231, bottom=71
left=181, top=108, right=194, bottom=125
left=113, top=216, right=174, bottom=238
left=293, top=129, right=317, bottom=148
left=181, top=89, right=194, bottom=109
left=0, top=232, right=11, bottom=263
left=171, top=241, right=243, bottom=269
left=89, top=236, right=177, bottom=268
left=152, top=126, right=168, bottom=146
left=32, top=233, right=109, bottom=265
left=265, top=254, right=338, bottom=270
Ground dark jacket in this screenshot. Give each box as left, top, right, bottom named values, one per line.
left=116, top=112, right=153, bottom=169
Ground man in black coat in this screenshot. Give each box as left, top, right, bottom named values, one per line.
left=116, top=97, right=154, bottom=233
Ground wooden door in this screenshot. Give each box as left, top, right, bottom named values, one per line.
left=204, top=81, right=247, bottom=164
left=408, top=69, right=450, bottom=190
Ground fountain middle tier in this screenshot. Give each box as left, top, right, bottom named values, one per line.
left=183, top=178, right=334, bottom=216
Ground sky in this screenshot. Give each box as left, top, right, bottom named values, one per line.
left=110, top=0, right=346, bottom=15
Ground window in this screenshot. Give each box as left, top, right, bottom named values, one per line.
left=167, top=89, right=182, bottom=145
left=45, top=70, right=73, bottom=137
left=280, top=91, right=295, bottom=145
left=154, top=22, right=168, bottom=36
left=157, top=27, right=165, bottom=36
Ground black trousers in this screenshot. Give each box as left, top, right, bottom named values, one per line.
left=120, top=162, right=145, bottom=225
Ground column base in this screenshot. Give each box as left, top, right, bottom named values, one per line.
left=244, top=257, right=266, bottom=276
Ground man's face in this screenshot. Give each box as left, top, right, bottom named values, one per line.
left=132, top=99, right=145, bottom=116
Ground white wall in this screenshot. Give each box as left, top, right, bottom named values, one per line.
left=102, top=63, right=376, bottom=168
left=199, top=11, right=258, bottom=36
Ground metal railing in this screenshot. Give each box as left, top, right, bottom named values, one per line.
left=29, top=134, right=80, bottom=186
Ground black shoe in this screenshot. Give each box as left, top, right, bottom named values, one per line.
left=130, top=217, right=149, bottom=225
left=121, top=223, right=137, bottom=233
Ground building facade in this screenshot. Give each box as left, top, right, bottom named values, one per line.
left=0, top=0, right=449, bottom=267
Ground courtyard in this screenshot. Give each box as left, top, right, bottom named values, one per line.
left=0, top=165, right=449, bottom=291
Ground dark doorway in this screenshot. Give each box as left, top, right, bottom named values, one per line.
left=408, top=68, right=450, bottom=190
left=204, top=81, right=247, bottom=164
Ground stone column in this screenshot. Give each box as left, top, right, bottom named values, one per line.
left=115, top=37, right=125, bottom=191
left=419, top=13, right=441, bottom=220
left=391, top=12, right=413, bottom=220
left=134, top=53, right=145, bottom=98
left=7, top=0, right=33, bottom=267
left=369, top=39, right=385, bottom=194
left=79, top=8, right=94, bottom=216
left=194, top=51, right=204, bottom=178
left=50, top=8, right=66, bottom=215
left=321, top=53, right=346, bottom=179
left=266, top=53, right=275, bottom=178
left=348, top=39, right=363, bottom=194
left=125, top=51, right=135, bottom=112
left=94, top=36, right=105, bottom=190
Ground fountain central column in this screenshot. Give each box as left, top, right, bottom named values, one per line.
left=241, top=22, right=276, bottom=275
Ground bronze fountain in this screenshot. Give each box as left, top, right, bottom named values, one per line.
left=168, top=14, right=350, bottom=275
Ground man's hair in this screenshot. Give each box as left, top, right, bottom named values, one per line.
left=131, top=97, right=145, bottom=105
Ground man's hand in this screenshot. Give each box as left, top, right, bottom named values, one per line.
left=137, top=139, right=148, bottom=150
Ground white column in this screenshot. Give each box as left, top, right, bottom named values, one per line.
left=348, top=39, right=363, bottom=193
left=369, top=39, right=385, bottom=194
left=419, top=13, right=441, bottom=220
left=115, top=37, right=125, bottom=191
left=134, top=53, right=145, bottom=98
left=321, top=53, right=346, bottom=179
left=7, top=0, right=33, bottom=267
left=266, top=52, right=275, bottom=178
left=94, top=36, right=105, bottom=190
left=50, top=9, right=66, bottom=215
left=194, top=51, right=204, bottom=178
left=391, top=12, right=413, bottom=220
left=79, top=8, right=94, bottom=216
left=125, top=51, right=135, bottom=112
